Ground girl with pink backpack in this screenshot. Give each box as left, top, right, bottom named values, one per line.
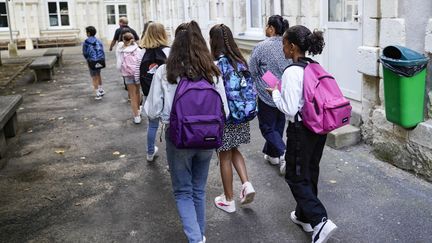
left=266, top=25, right=338, bottom=243
left=116, top=32, right=141, bottom=124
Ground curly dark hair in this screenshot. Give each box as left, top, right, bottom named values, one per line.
left=166, top=21, right=220, bottom=84
left=284, top=25, right=325, bottom=56
left=209, top=24, right=247, bottom=70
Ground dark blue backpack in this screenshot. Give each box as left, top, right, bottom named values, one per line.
left=217, top=56, right=257, bottom=124
left=84, top=37, right=105, bottom=69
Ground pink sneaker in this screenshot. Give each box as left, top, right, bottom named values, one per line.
left=240, top=181, right=256, bottom=205
left=214, top=194, right=236, bottom=213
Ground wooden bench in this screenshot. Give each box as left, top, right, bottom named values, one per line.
left=0, top=95, right=23, bottom=158
left=43, top=48, right=64, bottom=67
left=29, top=56, right=57, bottom=81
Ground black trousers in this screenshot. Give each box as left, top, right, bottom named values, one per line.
left=284, top=120, right=328, bottom=227
left=257, top=98, right=286, bottom=157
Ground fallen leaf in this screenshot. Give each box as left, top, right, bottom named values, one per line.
left=49, top=117, right=56, bottom=121
left=73, top=108, right=78, bottom=111
left=113, top=151, right=120, bottom=155
left=27, top=129, right=33, bottom=133
left=88, top=124, right=94, bottom=128
left=80, top=156, right=86, bottom=160
left=39, top=94, right=46, bottom=97
left=75, top=203, right=81, bottom=206
left=19, top=107, right=24, bottom=110
left=119, top=154, right=126, bottom=158
left=55, top=149, right=65, bottom=155
left=78, top=183, right=83, bottom=186
left=58, top=117, right=64, bottom=120
left=22, top=89, right=26, bottom=92
left=329, top=180, right=337, bottom=184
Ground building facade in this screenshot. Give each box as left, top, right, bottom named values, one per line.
left=2, top=0, right=432, bottom=181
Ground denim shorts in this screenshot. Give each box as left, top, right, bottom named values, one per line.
left=124, top=76, right=139, bottom=85
left=89, top=68, right=101, bottom=77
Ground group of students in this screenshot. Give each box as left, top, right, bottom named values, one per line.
left=82, top=15, right=338, bottom=243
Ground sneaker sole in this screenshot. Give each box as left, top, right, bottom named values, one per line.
left=241, top=191, right=255, bottom=205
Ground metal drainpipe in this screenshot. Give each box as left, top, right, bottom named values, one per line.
left=138, top=0, right=143, bottom=33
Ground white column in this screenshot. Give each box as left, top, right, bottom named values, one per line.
left=22, top=0, right=33, bottom=50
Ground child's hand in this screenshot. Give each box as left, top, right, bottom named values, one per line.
left=265, top=86, right=277, bottom=94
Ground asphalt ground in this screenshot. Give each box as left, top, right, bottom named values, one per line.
left=0, top=47, right=431, bottom=243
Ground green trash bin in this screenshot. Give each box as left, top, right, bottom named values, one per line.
left=380, top=45, right=429, bottom=128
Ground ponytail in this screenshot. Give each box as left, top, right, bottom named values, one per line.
left=284, top=25, right=325, bottom=56
left=306, top=30, right=324, bottom=55
left=268, top=15, right=289, bottom=36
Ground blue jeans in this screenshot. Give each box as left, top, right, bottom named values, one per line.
left=165, top=132, right=213, bottom=243
left=147, top=118, right=159, bottom=154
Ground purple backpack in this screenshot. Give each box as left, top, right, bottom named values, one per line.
left=294, top=58, right=352, bottom=134
left=169, top=77, right=225, bottom=149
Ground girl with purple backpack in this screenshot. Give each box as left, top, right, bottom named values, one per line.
left=144, top=21, right=229, bottom=243
left=266, top=25, right=338, bottom=243
left=209, top=24, right=256, bottom=213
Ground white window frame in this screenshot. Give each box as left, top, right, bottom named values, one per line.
left=0, top=1, right=9, bottom=31
left=245, top=0, right=263, bottom=36
left=46, top=0, right=71, bottom=29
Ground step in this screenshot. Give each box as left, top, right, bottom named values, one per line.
left=326, top=125, right=361, bottom=149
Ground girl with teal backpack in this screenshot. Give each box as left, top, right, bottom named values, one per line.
left=209, top=24, right=256, bottom=214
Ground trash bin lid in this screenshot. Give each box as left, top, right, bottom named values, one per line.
left=381, top=45, right=429, bottom=66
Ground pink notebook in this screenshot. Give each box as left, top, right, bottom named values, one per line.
left=262, top=70, right=281, bottom=91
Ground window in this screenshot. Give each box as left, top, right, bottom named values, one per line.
left=329, top=0, right=358, bottom=22
left=245, top=0, right=263, bottom=36
left=48, top=1, right=70, bottom=27
left=0, top=2, right=8, bottom=28
left=249, top=0, right=261, bottom=28
left=106, top=5, right=116, bottom=25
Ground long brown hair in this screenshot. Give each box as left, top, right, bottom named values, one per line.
left=166, top=21, right=220, bottom=84
left=209, top=24, right=247, bottom=70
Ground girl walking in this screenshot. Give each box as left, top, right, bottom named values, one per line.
left=116, top=32, right=141, bottom=124
left=134, top=22, right=170, bottom=161
left=249, top=15, right=291, bottom=175
left=209, top=24, right=255, bottom=213
left=267, top=25, right=338, bottom=243
left=144, top=21, right=229, bottom=243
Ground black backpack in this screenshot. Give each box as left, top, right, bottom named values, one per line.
left=139, top=46, right=167, bottom=96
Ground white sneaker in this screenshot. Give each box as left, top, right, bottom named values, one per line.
left=214, top=194, right=236, bottom=213
left=95, top=90, right=103, bottom=100
left=279, top=155, right=286, bottom=175
left=264, top=154, right=279, bottom=165
left=290, top=211, right=313, bottom=233
left=240, top=181, right=256, bottom=205
left=146, top=146, right=159, bottom=162
left=98, top=88, right=105, bottom=96
left=133, top=116, right=142, bottom=124
left=312, top=219, right=337, bottom=243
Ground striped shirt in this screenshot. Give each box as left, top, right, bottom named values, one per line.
left=249, top=36, right=292, bottom=107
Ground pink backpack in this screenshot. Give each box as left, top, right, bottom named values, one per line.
left=121, top=48, right=139, bottom=76
left=295, top=58, right=352, bottom=134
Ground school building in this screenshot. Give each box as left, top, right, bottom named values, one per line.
left=2, top=0, right=432, bottom=181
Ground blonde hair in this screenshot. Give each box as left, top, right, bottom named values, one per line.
left=119, top=17, right=128, bottom=25
left=139, top=23, right=169, bottom=49
left=122, top=32, right=135, bottom=47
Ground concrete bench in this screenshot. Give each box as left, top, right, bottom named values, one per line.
left=29, top=56, right=57, bottom=81
left=0, top=95, right=23, bottom=158
left=43, top=48, right=64, bottom=67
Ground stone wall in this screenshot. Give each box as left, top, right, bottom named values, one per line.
left=359, top=0, right=432, bottom=181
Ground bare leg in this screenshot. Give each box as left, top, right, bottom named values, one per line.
left=134, top=84, right=141, bottom=110
left=91, top=76, right=99, bottom=92
left=231, top=148, right=249, bottom=184
left=97, top=74, right=102, bottom=87
left=218, top=150, right=234, bottom=201
left=128, top=84, right=140, bottom=116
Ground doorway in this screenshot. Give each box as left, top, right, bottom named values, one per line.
left=321, top=0, right=363, bottom=101
left=105, top=2, right=128, bottom=40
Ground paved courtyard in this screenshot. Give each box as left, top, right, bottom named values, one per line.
left=0, top=47, right=431, bottom=243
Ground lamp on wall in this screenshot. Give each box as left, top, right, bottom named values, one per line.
left=5, top=0, right=18, bottom=57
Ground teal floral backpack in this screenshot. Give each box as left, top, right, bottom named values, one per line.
left=217, top=56, right=258, bottom=124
